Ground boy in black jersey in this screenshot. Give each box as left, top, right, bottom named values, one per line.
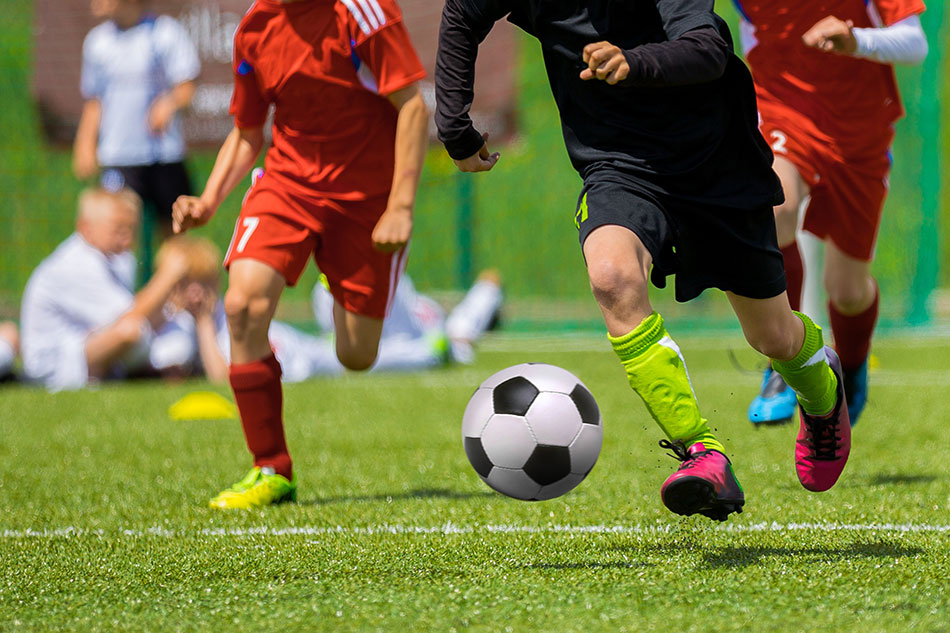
left=435, top=0, right=853, bottom=520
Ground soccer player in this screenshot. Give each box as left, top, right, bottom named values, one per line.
left=172, top=0, right=429, bottom=509
left=740, top=0, right=928, bottom=425
left=436, top=0, right=852, bottom=520
left=20, top=188, right=191, bottom=391
left=73, top=0, right=200, bottom=238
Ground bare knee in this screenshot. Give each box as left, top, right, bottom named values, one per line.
left=587, top=257, right=647, bottom=312
left=336, top=346, right=377, bottom=371
left=743, top=322, right=800, bottom=360
left=224, top=288, right=274, bottom=340
left=825, top=273, right=875, bottom=314
left=773, top=199, right=801, bottom=246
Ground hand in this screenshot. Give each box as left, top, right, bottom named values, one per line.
left=453, top=132, right=500, bottom=173
left=802, top=16, right=858, bottom=55
left=372, top=205, right=412, bottom=253
left=172, top=196, right=214, bottom=234
left=580, top=41, right=631, bottom=85
left=147, top=94, right=177, bottom=134
left=72, top=146, right=99, bottom=180
left=182, top=282, right=217, bottom=318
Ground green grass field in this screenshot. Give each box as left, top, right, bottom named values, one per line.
left=3, top=333, right=949, bottom=632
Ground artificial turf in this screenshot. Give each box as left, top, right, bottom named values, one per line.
left=2, top=332, right=950, bottom=632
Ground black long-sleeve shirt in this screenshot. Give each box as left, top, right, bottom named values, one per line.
left=435, top=0, right=783, bottom=209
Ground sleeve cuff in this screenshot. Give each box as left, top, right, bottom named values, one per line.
left=442, top=126, right=486, bottom=160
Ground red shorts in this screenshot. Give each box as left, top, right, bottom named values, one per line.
left=224, top=172, right=407, bottom=319
left=758, top=101, right=893, bottom=261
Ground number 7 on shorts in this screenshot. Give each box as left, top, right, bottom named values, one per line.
left=235, top=217, right=260, bottom=254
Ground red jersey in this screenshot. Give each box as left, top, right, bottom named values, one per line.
left=736, top=0, right=925, bottom=153
left=230, top=0, right=426, bottom=200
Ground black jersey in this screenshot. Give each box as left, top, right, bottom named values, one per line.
left=435, top=0, right=783, bottom=209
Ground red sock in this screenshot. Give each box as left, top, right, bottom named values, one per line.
left=781, top=242, right=804, bottom=312
left=829, top=286, right=879, bottom=371
left=229, top=353, right=292, bottom=479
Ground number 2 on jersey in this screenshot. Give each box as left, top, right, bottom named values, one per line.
left=236, top=217, right=260, bottom=253
left=769, top=130, right=788, bottom=155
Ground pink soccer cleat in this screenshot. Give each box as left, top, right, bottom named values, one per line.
left=795, top=346, right=851, bottom=492
left=660, top=440, right=744, bottom=522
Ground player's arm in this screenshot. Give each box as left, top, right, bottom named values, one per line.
left=172, top=125, right=264, bottom=233
left=802, top=14, right=927, bottom=65
left=149, top=17, right=202, bottom=134
left=148, top=80, right=197, bottom=134
left=75, top=32, right=105, bottom=180
left=581, top=27, right=731, bottom=87
left=372, top=85, right=430, bottom=253
left=435, top=0, right=506, bottom=173
left=581, top=0, right=733, bottom=87
left=84, top=254, right=191, bottom=376
left=72, top=99, right=101, bottom=180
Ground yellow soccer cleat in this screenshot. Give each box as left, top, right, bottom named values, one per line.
left=209, top=467, right=297, bottom=510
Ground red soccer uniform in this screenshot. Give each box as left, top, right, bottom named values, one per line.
left=736, top=0, right=925, bottom=260
left=224, top=0, right=426, bottom=317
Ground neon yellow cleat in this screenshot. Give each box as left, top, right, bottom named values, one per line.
left=208, top=467, right=297, bottom=510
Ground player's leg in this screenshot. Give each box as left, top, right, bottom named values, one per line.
left=748, top=152, right=811, bottom=424
left=209, top=257, right=297, bottom=509
left=727, top=292, right=851, bottom=492
left=772, top=155, right=810, bottom=306
left=209, top=181, right=316, bottom=509
left=578, top=184, right=742, bottom=521
left=332, top=303, right=384, bottom=371
left=823, top=241, right=877, bottom=424
left=807, top=159, right=887, bottom=426
left=317, top=195, right=408, bottom=372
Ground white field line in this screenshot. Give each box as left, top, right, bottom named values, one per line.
left=3, top=522, right=950, bottom=539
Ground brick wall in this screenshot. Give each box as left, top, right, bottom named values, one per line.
left=33, top=0, right=517, bottom=146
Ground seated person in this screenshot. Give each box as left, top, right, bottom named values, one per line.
left=0, top=321, right=18, bottom=380
left=151, top=237, right=503, bottom=382
left=20, top=188, right=191, bottom=390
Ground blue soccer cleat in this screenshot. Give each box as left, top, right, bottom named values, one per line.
left=748, top=367, right=797, bottom=424
left=842, top=358, right=869, bottom=426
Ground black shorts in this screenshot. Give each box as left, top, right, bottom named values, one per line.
left=101, top=161, right=193, bottom=230
left=575, top=173, right=786, bottom=302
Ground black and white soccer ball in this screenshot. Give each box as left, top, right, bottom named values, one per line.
left=462, top=363, right=603, bottom=501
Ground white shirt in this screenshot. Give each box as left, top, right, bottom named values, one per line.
left=20, top=234, right=139, bottom=390
left=81, top=15, right=200, bottom=166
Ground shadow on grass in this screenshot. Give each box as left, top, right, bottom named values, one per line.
left=702, top=541, right=924, bottom=569
left=868, top=473, right=939, bottom=486
left=609, top=540, right=923, bottom=570
left=525, top=560, right=651, bottom=571
left=301, top=487, right=495, bottom=506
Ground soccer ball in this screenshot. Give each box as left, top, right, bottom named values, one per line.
left=462, top=363, right=603, bottom=501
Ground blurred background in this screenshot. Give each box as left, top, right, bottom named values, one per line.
left=1, top=0, right=947, bottom=334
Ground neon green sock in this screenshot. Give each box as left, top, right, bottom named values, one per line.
left=771, top=312, right=838, bottom=416
left=609, top=312, right=723, bottom=453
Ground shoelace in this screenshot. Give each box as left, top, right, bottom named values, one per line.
left=658, top=439, right=709, bottom=470
left=659, top=439, right=689, bottom=461
left=801, top=388, right=844, bottom=460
